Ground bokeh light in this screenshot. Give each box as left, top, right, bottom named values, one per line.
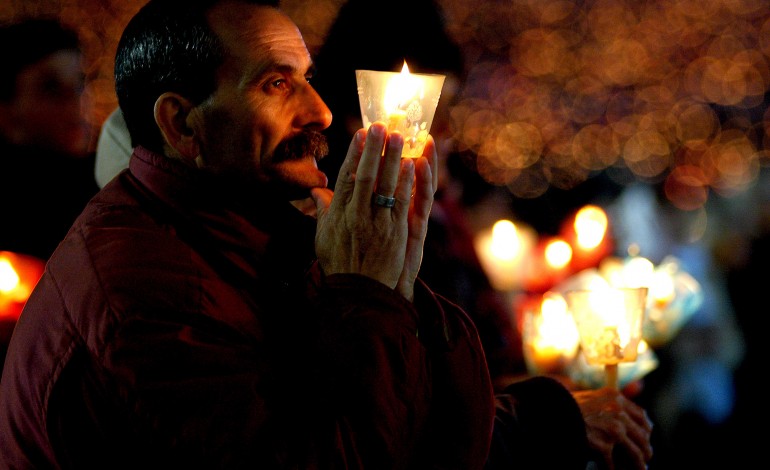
left=440, top=0, right=770, bottom=209
left=3, top=0, right=769, bottom=210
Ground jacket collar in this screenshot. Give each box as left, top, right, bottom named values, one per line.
left=126, top=145, right=318, bottom=285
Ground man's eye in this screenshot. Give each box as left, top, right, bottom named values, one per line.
left=270, top=79, right=287, bottom=89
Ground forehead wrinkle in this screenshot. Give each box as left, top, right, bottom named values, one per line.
left=210, top=5, right=311, bottom=87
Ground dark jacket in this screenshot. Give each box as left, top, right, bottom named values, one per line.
left=0, top=147, right=587, bottom=469
left=0, top=139, right=99, bottom=261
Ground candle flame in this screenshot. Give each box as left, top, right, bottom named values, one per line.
left=490, top=219, right=521, bottom=261
left=567, top=287, right=647, bottom=365
left=537, top=292, right=580, bottom=351
left=650, top=268, right=675, bottom=306
left=544, top=238, right=572, bottom=269
left=0, top=258, right=20, bottom=293
left=621, top=255, right=655, bottom=288
left=383, top=60, right=422, bottom=116
left=574, top=205, right=607, bottom=250
left=0, top=255, right=32, bottom=305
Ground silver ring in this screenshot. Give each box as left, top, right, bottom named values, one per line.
left=372, top=193, right=397, bottom=208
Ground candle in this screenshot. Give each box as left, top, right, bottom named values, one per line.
left=563, top=204, right=613, bottom=271
left=0, top=251, right=45, bottom=321
left=566, top=286, right=648, bottom=388
left=356, top=63, right=445, bottom=158
left=474, top=219, right=535, bottom=291
left=383, top=62, right=419, bottom=132
left=522, top=292, right=580, bottom=375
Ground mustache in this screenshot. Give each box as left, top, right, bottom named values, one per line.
left=273, top=130, right=329, bottom=163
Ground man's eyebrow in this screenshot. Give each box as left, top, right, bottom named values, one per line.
left=243, top=62, right=316, bottom=86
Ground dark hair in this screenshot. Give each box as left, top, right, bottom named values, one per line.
left=0, top=18, right=81, bottom=102
left=114, top=0, right=279, bottom=153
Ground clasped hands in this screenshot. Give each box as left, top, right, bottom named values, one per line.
left=311, top=122, right=437, bottom=301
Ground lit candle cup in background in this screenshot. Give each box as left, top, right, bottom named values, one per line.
left=0, top=251, right=45, bottom=321
left=522, top=291, right=580, bottom=375
left=356, top=62, right=445, bottom=159
left=474, top=219, right=536, bottom=292
left=566, top=286, right=648, bottom=389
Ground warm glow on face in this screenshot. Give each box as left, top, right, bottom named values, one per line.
left=544, top=239, right=572, bottom=269
left=574, top=205, right=608, bottom=250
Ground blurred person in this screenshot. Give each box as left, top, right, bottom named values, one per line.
left=1, top=1, right=651, bottom=468
left=0, top=17, right=99, bottom=261
left=0, top=17, right=99, bottom=379
left=608, top=181, right=745, bottom=468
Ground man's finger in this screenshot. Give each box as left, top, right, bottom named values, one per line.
left=421, top=135, right=438, bottom=194
left=374, top=131, right=404, bottom=201
left=310, top=187, right=333, bottom=218
left=331, top=128, right=366, bottom=210
left=351, top=122, right=387, bottom=209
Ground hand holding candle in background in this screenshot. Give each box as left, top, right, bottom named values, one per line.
left=567, top=287, right=648, bottom=389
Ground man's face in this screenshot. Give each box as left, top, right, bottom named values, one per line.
left=196, top=3, right=333, bottom=199
left=5, top=49, right=89, bottom=157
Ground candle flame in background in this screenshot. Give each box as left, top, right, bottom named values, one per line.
left=475, top=219, right=536, bottom=291
left=573, top=205, right=608, bottom=250
left=0, top=257, right=33, bottom=305
left=490, top=219, right=521, bottom=261
left=544, top=238, right=572, bottom=269
left=522, top=291, right=580, bottom=374
left=537, top=292, right=580, bottom=351
left=0, top=252, right=46, bottom=320
left=567, top=287, right=647, bottom=365
left=563, top=253, right=703, bottom=347
left=583, top=288, right=626, bottom=327
left=617, top=255, right=655, bottom=288
left=650, top=268, right=676, bottom=307
left=0, top=259, right=21, bottom=296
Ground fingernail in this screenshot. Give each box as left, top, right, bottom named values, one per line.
left=368, top=123, right=383, bottom=138
left=389, top=132, right=404, bottom=147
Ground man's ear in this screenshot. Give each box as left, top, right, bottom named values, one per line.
left=154, top=92, right=199, bottom=160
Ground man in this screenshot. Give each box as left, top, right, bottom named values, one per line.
left=0, top=1, right=652, bottom=468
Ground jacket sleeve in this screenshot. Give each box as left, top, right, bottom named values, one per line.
left=312, top=273, right=495, bottom=470
left=485, top=376, right=590, bottom=470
